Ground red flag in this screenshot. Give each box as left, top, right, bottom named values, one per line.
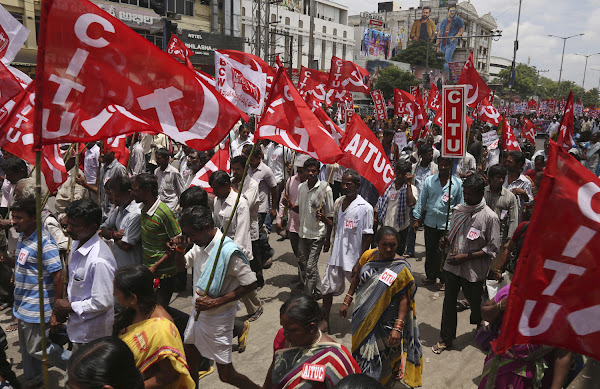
left=433, top=109, right=473, bottom=133
left=215, top=49, right=275, bottom=115
left=274, top=54, right=285, bottom=71
left=311, top=105, right=345, bottom=145
left=427, top=83, right=441, bottom=111
left=255, top=68, right=342, bottom=164
left=0, top=5, right=29, bottom=65
left=36, top=0, right=246, bottom=151
left=338, top=115, right=394, bottom=195
left=522, top=118, right=536, bottom=144
left=557, top=91, right=574, bottom=150
left=500, top=116, right=521, bottom=152
left=413, top=85, right=428, bottom=131
left=395, top=89, right=425, bottom=134
left=188, top=141, right=230, bottom=192
left=371, top=90, right=387, bottom=120
left=0, top=83, right=67, bottom=192
left=477, top=98, right=501, bottom=126
left=493, top=141, right=600, bottom=360
left=458, top=51, right=491, bottom=109
left=166, top=34, right=194, bottom=62
left=297, top=66, right=330, bottom=104
left=394, top=88, right=414, bottom=117
left=104, top=135, right=129, bottom=167
left=0, top=60, right=24, bottom=107
left=328, top=56, right=369, bottom=94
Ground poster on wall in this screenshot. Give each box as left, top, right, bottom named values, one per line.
left=447, top=61, right=464, bottom=82
left=361, top=28, right=392, bottom=60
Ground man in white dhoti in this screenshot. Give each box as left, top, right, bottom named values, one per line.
left=175, top=205, right=259, bottom=388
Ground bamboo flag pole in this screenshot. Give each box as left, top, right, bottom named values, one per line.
left=195, top=142, right=257, bottom=321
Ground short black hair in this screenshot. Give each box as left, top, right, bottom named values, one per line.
left=1, top=158, right=27, bottom=174
left=342, top=169, right=361, bottom=185
left=437, top=156, right=452, bottom=165
left=336, top=374, right=384, bottom=389
left=419, top=143, right=433, bottom=156
left=423, top=6, right=431, bottom=11
left=179, top=205, right=214, bottom=231
left=155, top=148, right=170, bottom=159
left=105, top=175, right=131, bottom=193
left=463, top=173, right=486, bottom=194
left=132, top=173, right=158, bottom=197
left=487, top=164, right=507, bottom=179
left=280, top=294, right=323, bottom=327
left=534, top=154, right=545, bottom=163
left=180, top=186, right=208, bottom=209
left=395, top=160, right=411, bottom=174
left=66, top=199, right=102, bottom=228
left=11, top=197, right=36, bottom=218
left=208, top=170, right=231, bottom=187
left=231, top=155, right=247, bottom=167
left=303, top=158, right=320, bottom=170
left=509, top=150, right=525, bottom=168
left=383, top=128, right=395, bottom=137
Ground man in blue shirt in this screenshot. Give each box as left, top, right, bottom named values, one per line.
left=413, top=156, right=463, bottom=290
left=4, top=198, right=62, bottom=388
left=437, top=6, right=464, bottom=72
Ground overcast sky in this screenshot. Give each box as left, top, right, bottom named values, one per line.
left=344, top=0, right=600, bottom=90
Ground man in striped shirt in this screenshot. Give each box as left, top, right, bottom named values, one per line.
left=132, top=173, right=182, bottom=307
left=4, top=198, right=62, bottom=388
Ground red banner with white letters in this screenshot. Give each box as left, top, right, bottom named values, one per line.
left=327, top=56, right=370, bottom=94
left=441, top=85, right=467, bottom=158
left=35, top=0, right=246, bottom=151
left=427, top=83, right=441, bottom=112
left=166, top=34, right=194, bottom=62
left=338, top=115, right=394, bottom=196
left=493, top=141, right=600, bottom=360
left=297, top=66, right=330, bottom=103
left=189, top=141, right=230, bottom=193
left=522, top=118, right=536, bottom=144
left=557, top=91, right=575, bottom=150
left=458, top=51, right=491, bottom=109
left=370, top=90, right=387, bottom=120
left=500, top=116, right=521, bottom=152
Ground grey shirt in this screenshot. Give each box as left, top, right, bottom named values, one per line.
left=484, top=186, right=519, bottom=245
left=443, top=204, right=500, bottom=282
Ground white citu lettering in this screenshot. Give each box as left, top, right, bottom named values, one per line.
left=74, top=13, right=115, bottom=48
left=137, top=87, right=183, bottom=134
left=542, top=259, right=586, bottom=296
left=577, top=182, right=600, bottom=223
left=447, top=139, right=460, bottom=152
left=448, top=90, right=460, bottom=103
left=518, top=300, right=561, bottom=336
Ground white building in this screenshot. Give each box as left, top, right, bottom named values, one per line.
left=489, top=55, right=512, bottom=78
left=349, top=1, right=497, bottom=80
left=240, top=0, right=354, bottom=71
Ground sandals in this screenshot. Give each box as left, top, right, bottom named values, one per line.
left=238, top=321, right=250, bottom=353
left=5, top=322, right=17, bottom=332
left=457, top=299, right=470, bottom=312
left=198, top=366, right=214, bottom=380
left=432, top=341, right=451, bottom=354
left=421, top=278, right=436, bottom=286
left=248, top=305, right=263, bottom=322
left=393, top=361, right=405, bottom=381
left=438, top=283, right=446, bottom=291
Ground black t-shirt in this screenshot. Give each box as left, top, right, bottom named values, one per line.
left=419, top=21, right=429, bottom=40
left=468, top=140, right=482, bottom=164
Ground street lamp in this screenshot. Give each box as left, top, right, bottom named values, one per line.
left=591, top=68, right=600, bottom=107
left=548, top=33, right=584, bottom=98
left=575, top=53, right=600, bottom=100
left=533, top=68, right=549, bottom=101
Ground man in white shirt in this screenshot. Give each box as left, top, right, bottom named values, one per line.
left=53, top=199, right=116, bottom=350
left=175, top=206, right=258, bottom=388
left=230, top=125, right=254, bottom=158
left=321, top=170, right=373, bottom=333
left=547, top=117, right=560, bottom=138
left=83, top=142, right=100, bottom=186
left=155, top=148, right=185, bottom=211
left=128, top=134, right=146, bottom=176
left=99, top=175, right=142, bottom=269
left=284, top=158, right=334, bottom=300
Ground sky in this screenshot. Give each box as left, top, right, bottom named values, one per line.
left=344, top=0, right=600, bottom=91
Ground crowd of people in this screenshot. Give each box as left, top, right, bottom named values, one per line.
left=0, top=110, right=592, bottom=389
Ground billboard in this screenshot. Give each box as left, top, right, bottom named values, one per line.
left=441, top=85, right=467, bottom=158
left=361, top=28, right=392, bottom=60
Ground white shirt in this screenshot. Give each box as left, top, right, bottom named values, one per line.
left=329, top=195, right=374, bottom=271
left=455, top=152, right=476, bottom=178
left=100, top=200, right=143, bottom=268
left=297, top=180, right=334, bottom=240
left=100, top=159, right=127, bottom=217
left=235, top=178, right=260, bottom=241
left=184, top=229, right=256, bottom=315
left=248, top=162, right=277, bottom=213
left=230, top=134, right=254, bottom=158
left=382, top=184, right=418, bottom=231
left=504, top=174, right=534, bottom=222
left=548, top=122, right=559, bottom=138
left=264, top=143, right=285, bottom=182
left=84, top=144, right=100, bottom=185
left=213, top=190, right=253, bottom=261
left=129, top=142, right=145, bottom=176
left=155, top=164, right=185, bottom=211
left=67, top=234, right=117, bottom=344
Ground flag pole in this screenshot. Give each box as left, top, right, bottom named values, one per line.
left=33, top=0, right=52, bottom=387
left=444, top=171, right=453, bottom=233
left=195, top=142, right=257, bottom=321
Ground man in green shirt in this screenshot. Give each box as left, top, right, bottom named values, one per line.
left=132, top=173, right=181, bottom=307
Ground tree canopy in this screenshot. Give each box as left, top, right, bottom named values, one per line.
left=373, top=66, right=418, bottom=100
left=391, top=40, right=444, bottom=70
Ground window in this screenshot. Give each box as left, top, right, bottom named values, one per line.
left=136, top=29, right=164, bottom=48
left=333, top=28, right=337, bottom=36
left=343, top=31, right=347, bottom=38
left=299, top=20, right=304, bottom=29
left=322, top=26, right=326, bottom=34
left=105, top=0, right=194, bottom=16
left=9, top=12, right=23, bottom=23
left=285, top=17, right=290, bottom=25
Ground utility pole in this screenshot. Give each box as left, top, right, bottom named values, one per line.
left=508, top=0, right=522, bottom=89
left=548, top=33, right=584, bottom=98
left=575, top=53, right=600, bottom=102
left=308, top=0, right=315, bottom=69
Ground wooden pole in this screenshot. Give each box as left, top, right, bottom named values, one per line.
left=195, top=142, right=257, bottom=321
left=444, top=172, right=453, bottom=233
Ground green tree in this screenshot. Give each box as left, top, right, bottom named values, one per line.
left=496, top=64, right=537, bottom=99
left=583, top=88, right=599, bottom=107
left=391, top=40, right=443, bottom=69
left=373, top=66, right=418, bottom=100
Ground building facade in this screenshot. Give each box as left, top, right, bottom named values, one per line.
left=349, top=1, right=497, bottom=81
left=240, top=0, right=354, bottom=71
left=489, top=55, right=512, bottom=78
left=2, top=0, right=244, bottom=76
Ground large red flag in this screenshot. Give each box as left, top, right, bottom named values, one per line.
left=370, top=90, right=387, bottom=120
left=413, top=85, right=428, bottom=132
left=104, top=135, right=129, bottom=167
left=166, top=34, right=194, bottom=62
left=500, top=116, right=521, bottom=152
left=0, top=83, right=67, bottom=192
left=311, top=105, right=345, bottom=145
left=458, top=51, right=491, bottom=109
left=0, top=5, right=29, bottom=66
left=477, top=98, right=501, bottom=127
left=255, top=68, right=342, bottom=164
left=36, top=0, right=245, bottom=151
left=427, top=83, right=441, bottom=111
left=493, top=141, right=600, bottom=360
left=522, top=118, right=536, bottom=144
left=557, top=91, right=575, bottom=150
left=394, top=88, right=414, bottom=117
left=188, top=141, right=230, bottom=193
left=338, top=115, right=394, bottom=196
left=328, top=56, right=370, bottom=94
left=0, top=60, right=24, bottom=107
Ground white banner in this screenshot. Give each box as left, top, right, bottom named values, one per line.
left=0, top=5, right=29, bottom=65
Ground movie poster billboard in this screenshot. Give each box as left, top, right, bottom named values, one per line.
left=361, top=28, right=392, bottom=60
left=447, top=61, right=464, bottom=82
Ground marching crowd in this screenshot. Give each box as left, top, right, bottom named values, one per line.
left=0, top=111, right=593, bottom=389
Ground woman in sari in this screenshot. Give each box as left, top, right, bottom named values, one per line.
left=340, top=226, right=422, bottom=387
left=263, top=294, right=360, bottom=389
left=479, top=284, right=585, bottom=388
left=113, top=265, right=195, bottom=389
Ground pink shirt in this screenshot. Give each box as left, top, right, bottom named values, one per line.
left=276, top=175, right=301, bottom=233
